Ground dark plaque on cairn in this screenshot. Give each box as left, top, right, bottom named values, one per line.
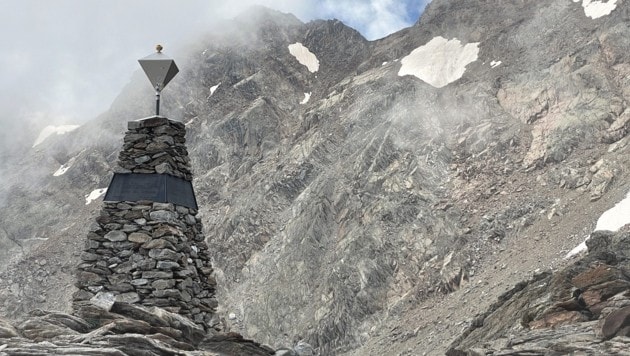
left=104, top=173, right=198, bottom=210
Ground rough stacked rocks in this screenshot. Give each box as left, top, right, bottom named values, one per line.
left=73, top=116, right=218, bottom=330
left=117, top=116, right=192, bottom=181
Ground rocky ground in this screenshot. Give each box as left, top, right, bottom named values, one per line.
left=0, top=295, right=275, bottom=356
left=340, top=139, right=630, bottom=355
left=447, top=227, right=630, bottom=355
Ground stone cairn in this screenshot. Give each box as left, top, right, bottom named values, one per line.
left=73, top=116, right=218, bottom=330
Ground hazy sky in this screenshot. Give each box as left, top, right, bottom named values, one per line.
left=0, top=0, right=430, bottom=132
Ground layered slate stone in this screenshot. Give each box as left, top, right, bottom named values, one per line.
left=0, top=304, right=275, bottom=355
left=73, top=116, right=218, bottom=330
left=117, top=117, right=192, bottom=180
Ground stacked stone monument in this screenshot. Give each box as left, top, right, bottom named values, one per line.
left=73, top=116, right=218, bottom=329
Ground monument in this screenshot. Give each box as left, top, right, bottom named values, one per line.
left=73, top=46, right=218, bottom=330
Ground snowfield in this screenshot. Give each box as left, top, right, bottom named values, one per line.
left=565, top=190, right=630, bottom=258
left=594, top=191, right=630, bottom=232
left=33, top=125, right=80, bottom=147
left=288, top=43, right=319, bottom=73
left=574, top=0, right=618, bottom=19
left=398, top=36, right=479, bottom=88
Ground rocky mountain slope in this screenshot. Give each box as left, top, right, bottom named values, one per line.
left=447, top=228, right=630, bottom=355
left=1, top=0, right=630, bottom=354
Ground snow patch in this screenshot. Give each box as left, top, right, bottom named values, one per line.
left=53, top=155, right=79, bottom=177
left=594, top=191, right=630, bottom=232
left=300, top=92, right=311, bottom=104
left=288, top=43, right=319, bottom=73
left=565, top=190, right=630, bottom=259
left=398, top=36, right=480, bottom=88
left=85, top=188, right=108, bottom=205
left=33, top=125, right=80, bottom=147
left=565, top=241, right=588, bottom=259
left=578, top=0, right=618, bottom=19
left=210, top=83, right=221, bottom=96
left=53, top=164, right=70, bottom=176
left=382, top=61, right=388, bottom=66
left=490, top=60, right=502, bottom=68
left=185, top=116, right=198, bottom=127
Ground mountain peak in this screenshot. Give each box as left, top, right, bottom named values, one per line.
left=233, top=5, right=303, bottom=28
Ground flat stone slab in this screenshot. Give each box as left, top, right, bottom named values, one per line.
left=104, top=173, right=197, bottom=210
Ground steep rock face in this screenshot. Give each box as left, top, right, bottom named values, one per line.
left=0, top=1, right=629, bottom=354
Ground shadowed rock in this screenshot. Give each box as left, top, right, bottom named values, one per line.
left=0, top=302, right=274, bottom=356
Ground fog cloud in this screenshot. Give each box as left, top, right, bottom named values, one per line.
left=0, top=0, right=430, bottom=154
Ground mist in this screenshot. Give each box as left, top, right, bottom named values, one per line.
left=0, top=0, right=430, bottom=158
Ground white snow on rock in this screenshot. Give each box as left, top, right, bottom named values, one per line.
left=398, top=36, right=480, bottom=88
left=576, top=0, right=618, bottom=19
left=53, top=163, right=72, bottom=176
left=565, top=240, right=588, bottom=259
left=53, top=155, right=79, bottom=177
left=185, top=116, right=198, bottom=127
left=288, top=43, right=319, bottom=73
left=210, top=83, right=221, bottom=96
left=300, top=92, right=311, bottom=104
left=565, top=190, right=630, bottom=259
left=85, top=188, right=107, bottom=205
left=594, top=191, right=630, bottom=232
left=490, top=60, right=502, bottom=68
left=33, top=125, right=80, bottom=147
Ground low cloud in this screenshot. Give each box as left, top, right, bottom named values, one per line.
left=0, top=0, right=433, bottom=213
left=0, top=0, right=431, bottom=154
left=318, top=0, right=430, bottom=40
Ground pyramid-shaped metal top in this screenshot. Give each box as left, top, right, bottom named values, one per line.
left=138, top=51, right=179, bottom=91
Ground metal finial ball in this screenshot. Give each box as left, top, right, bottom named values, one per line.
left=156, top=44, right=163, bottom=53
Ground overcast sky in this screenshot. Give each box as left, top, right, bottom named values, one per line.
left=0, top=0, right=430, bottom=133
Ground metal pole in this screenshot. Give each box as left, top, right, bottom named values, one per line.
left=156, top=90, right=161, bottom=116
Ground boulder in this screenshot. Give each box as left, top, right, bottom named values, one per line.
left=0, top=304, right=273, bottom=355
